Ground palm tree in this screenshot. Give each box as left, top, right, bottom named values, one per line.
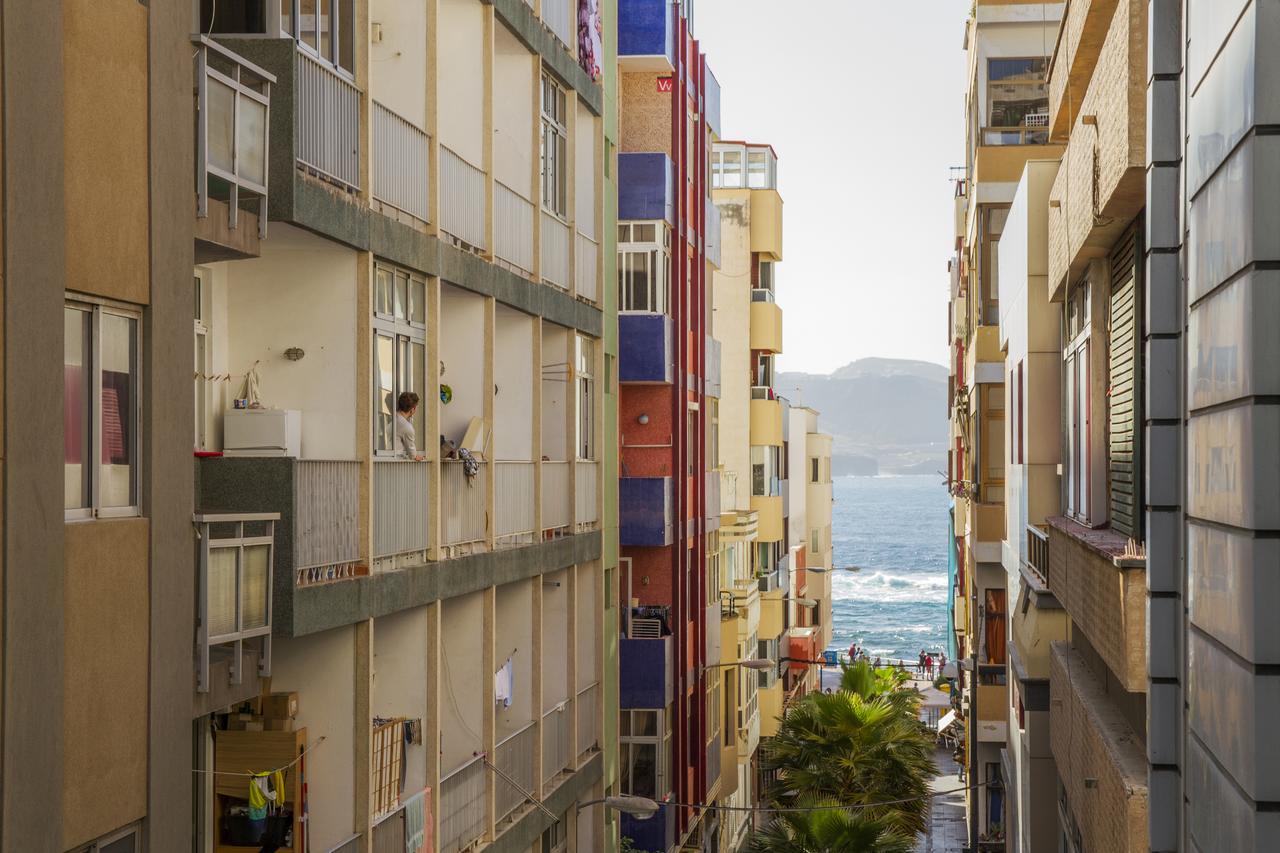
left=761, top=661, right=937, bottom=838
left=746, top=798, right=916, bottom=853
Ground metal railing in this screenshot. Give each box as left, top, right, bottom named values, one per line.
left=541, top=461, right=571, bottom=532
left=495, top=182, right=535, bottom=274
left=193, top=37, right=274, bottom=238
left=575, top=231, right=599, bottom=302
left=372, top=100, right=429, bottom=221
left=495, top=461, right=535, bottom=545
left=442, top=460, right=487, bottom=548
left=294, top=460, right=360, bottom=585
left=372, top=807, right=406, bottom=853
left=439, top=755, right=486, bottom=853
left=541, top=212, right=571, bottom=290
left=751, top=385, right=776, bottom=400
left=541, top=0, right=574, bottom=48
left=440, top=145, right=486, bottom=249
left=195, top=512, right=279, bottom=692
left=980, top=125, right=1050, bottom=146
left=295, top=47, right=361, bottom=190
left=541, top=704, right=571, bottom=788
left=575, top=460, right=598, bottom=528
left=576, top=682, right=599, bottom=758
left=373, top=460, right=429, bottom=565
left=494, top=722, right=537, bottom=824
left=751, top=288, right=775, bottom=303
left=1025, top=524, right=1049, bottom=585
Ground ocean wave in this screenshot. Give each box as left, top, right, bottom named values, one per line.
left=830, top=570, right=949, bottom=604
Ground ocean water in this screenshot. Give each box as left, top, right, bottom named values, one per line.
left=825, top=475, right=950, bottom=664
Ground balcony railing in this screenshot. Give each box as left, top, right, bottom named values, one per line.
left=193, top=37, right=274, bottom=238
left=294, top=460, right=361, bottom=584
left=495, top=461, right=536, bottom=546
left=750, top=288, right=775, bottom=303
left=372, top=718, right=406, bottom=819
left=495, top=722, right=536, bottom=825
left=372, top=100, right=429, bottom=221
left=1025, top=524, right=1049, bottom=585
left=541, top=0, right=574, bottom=48
left=575, top=460, right=598, bottom=529
left=195, top=512, right=279, bottom=693
left=721, top=470, right=738, bottom=513
left=751, top=385, right=776, bottom=400
left=542, top=703, right=572, bottom=788
left=442, top=460, right=487, bottom=550
left=576, top=682, right=599, bottom=759
left=440, top=145, right=486, bottom=250
left=575, top=231, right=599, bottom=302
left=541, top=212, right=571, bottom=290
left=494, top=182, right=535, bottom=274
left=980, top=125, right=1050, bottom=146
left=541, top=461, right=571, bottom=533
left=373, top=460, right=429, bottom=568
left=295, top=47, right=361, bottom=190
left=439, top=755, right=486, bottom=853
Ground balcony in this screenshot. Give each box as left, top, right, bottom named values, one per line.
left=751, top=495, right=784, bottom=543
left=705, top=198, right=722, bottom=268
left=973, top=136, right=1064, bottom=188
left=372, top=99, right=430, bottom=222
left=1050, top=643, right=1149, bottom=852
left=494, top=722, right=536, bottom=825
left=541, top=460, right=572, bottom=534
left=577, top=681, right=600, bottom=759
left=705, top=470, right=721, bottom=529
left=1046, top=517, right=1146, bottom=692
left=575, top=460, right=599, bottom=530
left=541, top=0, right=575, bottom=50
left=976, top=681, right=1007, bottom=725
left=542, top=703, right=572, bottom=787
left=759, top=589, right=785, bottom=641
left=620, top=476, right=674, bottom=547
left=440, top=145, right=486, bottom=250
left=541, top=211, right=572, bottom=290
left=618, top=0, right=676, bottom=71
left=441, top=460, right=488, bottom=553
left=619, top=314, right=674, bottom=384
left=439, top=755, right=486, bottom=853
left=618, top=153, right=675, bottom=224
left=620, top=634, right=674, bottom=708
left=195, top=512, right=279, bottom=694
left=495, top=461, right=536, bottom=547
left=494, top=181, right=535, bottom=275
left=749, top=298, right=783, bottom=354
left=759, top=676, right=784, bottom=738
left=749, top=398, right=784, bottom=447
left=748, top=188, right=783, bottom=261
left=705, top=336, right=722, bottom=399
left=1048, top=0, right=1120, bottom=139
left=788, top=627, right=819, bottom=676
left=973, top=501, right=1006, bottom=549
left=372, top=460, right=429, bottom=571
left=193, top=37, right=273, bottom=262
left=575, top=230, right=600, bottom=303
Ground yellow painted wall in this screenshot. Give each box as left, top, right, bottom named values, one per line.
left=749, top=300, right=783, bottom=355
left=976, top=682, right=1007, bottom=722
left=759, top=590, right=785, bottom=641
left=63, top=518, right=151, bottom=849
left=752, top=495, right=784, bottom=543
left=748, top=189, right=783, bottom=260
left=749, top=398, right=783, bottom=447
left=63, top=0, right=150, bottom=305
left=974, top=142, right=1065, bottom=186
left=758, top=680, right=784, bottom=738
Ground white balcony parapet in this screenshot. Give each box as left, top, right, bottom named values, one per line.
left=575, top=460, right=598, bottom=529
left=495, top=461, right=536, bottom=546
left=495, top=182, right=535, bottom=274
left=541, top=703, right=572, bottom=788
left=440, top=145, right=486, bottom=250
left=442, top=460, right=488, bottom=549
left=194, top=36, right=274, bottom=238
left=575, top=231, right=599, bottom=303
left=495, top=722, right=537, bottom=825
left=721, top=470, right=738, bottom=514
left=295, top=47, right=361, bottom=190
left=372, top=100, right=430, bottom=221
left=541, top=461, right=571, bottom=533
left=195, top=512, right=279, bottom=693
left=576, top=682, right=599, bottom=759
left=294, top=460, right=360, bottom=585
left=439, top=755, right=486, bottom=853
left=541, top=212, right=571, bottom=290
left=541, top=0, right=574, bottom=49
left=373, top=460, right=429, bottom=569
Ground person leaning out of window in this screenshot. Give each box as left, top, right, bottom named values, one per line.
left=395, top=392, right=424, bottom=461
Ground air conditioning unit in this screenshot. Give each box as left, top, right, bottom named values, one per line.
left=224, top=408, right=302, bottom=457
left=630, top=618, right=663, bottom=639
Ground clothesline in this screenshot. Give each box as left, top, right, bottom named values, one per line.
left=190, top=735, right=327, bottom=777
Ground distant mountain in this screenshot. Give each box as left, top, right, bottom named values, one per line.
left=777, top=358, right=948, bottom=476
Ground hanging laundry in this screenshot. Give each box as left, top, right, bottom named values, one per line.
left=405, top=788, right=429, bottom=853
left=494, top=657, right=514, bottom=708
left=458, top=447, right=479, bottom=482
left=247, top=769, right=286, bottom=821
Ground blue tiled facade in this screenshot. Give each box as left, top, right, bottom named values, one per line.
left=620, top=635, right=673, bottom=708
left=619, top=313, right=674, bottom=383
left=704, top=67, right=722, bottom=137
left=618, top=0, right=674, bottom=67
left=622, top=802, right=677, bottom=853
left=618, top=153, right=675, bottom=224
left=620, top=476, right=673, bottom=546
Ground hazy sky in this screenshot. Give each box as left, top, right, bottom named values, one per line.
left=696, top=1, right=970, bottom=375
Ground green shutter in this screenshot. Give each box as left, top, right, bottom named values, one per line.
left=1108, top=222, right=1141, bottom=539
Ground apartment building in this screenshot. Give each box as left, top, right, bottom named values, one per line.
left=614, top=1, right=723, bottom=850
left=803, top=409, right=835, bottom=655
left=189, top=2, right=618, bottom=852
left=945, top=3, right=1063, bottom=849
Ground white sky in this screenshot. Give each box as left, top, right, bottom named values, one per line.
left=696, top=0, right=970, bottom=374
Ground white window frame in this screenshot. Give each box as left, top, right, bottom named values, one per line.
left=619, top=707, right=671, bottom=800
left=1063, top=276, right=1107, bottom=525
left=617, top=221, right=672, bottom=314
left=194, top=270, right=212, bottom=451
left=541, top=74, right=569, bottom=218
left=372, top=262, right=428, bottom=458
left=279, top=0, right=357, bottom=77
left=72, top=821, right=141, bottom=853
left=65, top=295, right=142, bottom=522
left=750, top=445, right=781, bottom=497
left=575, top=334, right=596, bottom=460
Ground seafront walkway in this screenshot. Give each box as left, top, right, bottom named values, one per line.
left=916, top=747, right=968, bottom=852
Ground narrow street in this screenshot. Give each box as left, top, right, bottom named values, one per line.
left=916, top=748, right=967, bottom=853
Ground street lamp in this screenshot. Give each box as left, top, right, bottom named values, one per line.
left=576, top=794, right=661, bottom=820
left=804, top=565, right=863, bottom=573
left=704, top=658, right=775, bottom=672
left=793, top=597, right=818, bottom=607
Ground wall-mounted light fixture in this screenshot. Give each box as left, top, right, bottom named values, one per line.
left=284, top=347, right=305, bottom=361
left=638, top=414, right=650, bottom=425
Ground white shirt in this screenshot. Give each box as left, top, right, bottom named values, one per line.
left=395, top=412, right=417, bottom=458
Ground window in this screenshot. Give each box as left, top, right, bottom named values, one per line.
left=65, top=298, right=141, bottom=520
left=540, top=812, right=569, bottom=853
left=1064, top=276, right=1105, bottom=523
left=541, top=74, right=568, bottom=217
left=373, top=263, right=427, bottom=456
left=979, top=206, right=1008, bottom=326
left=73, top=822, right=139, bottom=853
left=754, top=353, right=774, bottom=390
left=620, top=707, right=671, bottom=799
left=194, top=272, right=211, bottom=451
left=979, top=385, right=1004, bottom=501
left=706, top=668, right=721, bottom=746
left=198, top=2, right=354, bottom=73
left=986, top=57, right=1048, bottom=142
left=809, top=457, right=819, bottom=484
left=751, top=446, right=781, bottom=497
left=576, top=335, right=596, bottom=459
left=712, top=147, right=743, bottom=188
left=757, top=260, right=776, bottom=293
left=617, top=222, right=671, bottom=313
left=1016, top=360, right=1024, bottom=464
left=747, top=150, right=768, bottom=188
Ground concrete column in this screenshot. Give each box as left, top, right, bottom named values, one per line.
left=566, top=86, right=578, bottom=298
left=533, top=578, right=546, bottom=796
left=485, top=297, right=497, bottom=550
left=531, top=57, right=543, bottom=282
left=356, top=0, right=372, bottom=200
left=357, top=252, right=375, bottom=566
left=533, top=318, right=545, bottom=534
left=355, top=619, right=375, bottom=852
left=568, top=563, right=580, bottom=767
left=482, top=3, right=496, bottom=257
left=426, top=601, right=443, bottom=853
left=425, top=0, right=441, bottom=233
left=482, top=586, right=497, bottom=839
left=427, top=277, right=443, bottom=561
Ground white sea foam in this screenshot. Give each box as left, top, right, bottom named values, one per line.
left=830, top=570, right=949, bottom=604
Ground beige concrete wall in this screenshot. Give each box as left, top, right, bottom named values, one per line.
left=747, top=189, right=783, bottom=261
left=493, top=24, right=535, bottom=195
left=1048, top=0, right=1120, bottom=139
left=63, top=0, right=149, bottom=306
left=437, top=0, right=486, bottom=165
left=370, top=0, right=429, bottom=127
left=373, top=607, right=431, bottom=796
left=62, top=519, right=150, bottom=849
left=712, top=191, right=752, bottom=511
